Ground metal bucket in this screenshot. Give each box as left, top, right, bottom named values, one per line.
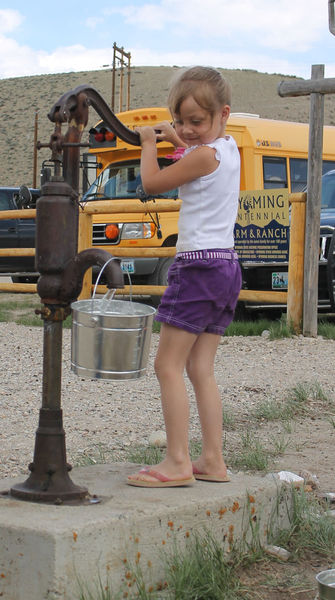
left=71, top=297, right=156, bottom=380
left=316, top=569, right=335, bottom=599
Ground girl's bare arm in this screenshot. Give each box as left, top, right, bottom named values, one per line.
left=136, top=126, right=219, bottom=195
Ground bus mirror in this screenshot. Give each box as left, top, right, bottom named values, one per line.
left=136, top=184, right=154, bottom=203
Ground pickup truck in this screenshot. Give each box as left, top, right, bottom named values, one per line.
left=0, top=186, right=40, bottom=282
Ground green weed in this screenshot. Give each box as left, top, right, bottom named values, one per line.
left=253, top=397, right=292, bottom=421
left=125, top=444, right=165, bottom=465
left=225, top=318, right=273, bottom=337
left=230, top=431, right=270, bottom=471
left=285, top=381, right=331, bottom=416
left=124, top=439, right=203, bottom=466
left=77, top=572, right=125, bottom=600
left=253, top=382, right=331, bottom=427
left=152, top=320, right=161, bottom=334
left=73, top=443, right=116, bottom=467
left=222, top=406, right=236, bottom=429
left=0, top=295, right=72, bottom=327
left=162, top=530, right=248, bottom=599
left=0, top=298, right=40, bottom=325
left=228, top=429, right=291, bottom=472
left=282, top=419, right=294, bottom=433
left=268, top=433, right=291, bottom=455
left=268, top=315, right=295, bottom=340
left=78, top=487, right=335, bottom=600
left=318, top=320, right=335, bottom=339
left=2, top=294, right=335, bottom=340
left=327, top=415, right=335, bottom=428
left=271, top=487, right=335, bottom=560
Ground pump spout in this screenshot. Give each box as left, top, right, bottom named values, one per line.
left=58, top=249, right=124, bottom=304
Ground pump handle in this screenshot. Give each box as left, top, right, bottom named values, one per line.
left=48, top=84, right=141, bottom=146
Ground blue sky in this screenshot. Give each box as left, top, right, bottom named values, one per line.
left=0, top=0, right=335, bottom=80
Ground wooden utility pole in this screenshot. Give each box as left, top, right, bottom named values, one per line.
left=33, top=109, right=38, bottom=188
left=278, top=67, right=335, bottom=336
left=111, top=43, right=131, bottom=112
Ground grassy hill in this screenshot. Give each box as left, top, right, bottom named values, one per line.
left=1, top=66, right=335, bottom=188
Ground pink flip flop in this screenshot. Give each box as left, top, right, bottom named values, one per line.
left=127, top=467, right=195, bottom=488
left=192, top=465, right=230, bottom=483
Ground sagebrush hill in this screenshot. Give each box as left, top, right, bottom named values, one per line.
left=1, top=66, right=335, bottom=188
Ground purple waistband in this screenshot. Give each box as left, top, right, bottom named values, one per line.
left=176, top=250, right=239, bottom=261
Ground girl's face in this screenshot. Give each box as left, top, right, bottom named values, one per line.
left=173, top=95, right=230, bottom=146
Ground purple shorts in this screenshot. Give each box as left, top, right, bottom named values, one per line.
left=155, top=250, right=242, bottom=335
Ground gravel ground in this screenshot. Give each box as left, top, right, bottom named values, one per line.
left=1, top=322, right=334, bottom=490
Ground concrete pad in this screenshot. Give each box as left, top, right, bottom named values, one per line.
left=0, top=463, right=290, bottom=600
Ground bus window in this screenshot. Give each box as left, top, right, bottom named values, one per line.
left=289, top=159, right=335, bottom=193
left=83, top=159, right=178, bottom=202
left=322, top=160, right=335, bottom=175
left=263, top=157, right=287, bottom=189
left=114, top=165, right=141, bottom=198
left=321, top=171, right=335, bottom=209
left=290, top=158, right=307, bottom=192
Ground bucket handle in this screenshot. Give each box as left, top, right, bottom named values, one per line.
left=92, top=257, right=133, bottom=303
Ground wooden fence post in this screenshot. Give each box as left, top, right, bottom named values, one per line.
left=277, top=64, right=335, bottom=336
left=78, top=211, right=93, bottom=299
left=303, top=65, right=325, bottom=336
left=287, top=193, right=306, bottom=333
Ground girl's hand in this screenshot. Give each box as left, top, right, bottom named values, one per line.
left=135, top=126, right=157, bottom=145
left=155, top=121, right=187, bottom=148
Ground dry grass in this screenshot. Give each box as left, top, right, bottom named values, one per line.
left=2, top=66, right=335, bottom=188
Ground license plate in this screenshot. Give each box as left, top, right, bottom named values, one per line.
left=121, top=259, right=135, bottom=274
left=272, top=272, right=288, bottom=289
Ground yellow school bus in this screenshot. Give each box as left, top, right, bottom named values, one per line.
left=83, top=108, right=335, bottom=308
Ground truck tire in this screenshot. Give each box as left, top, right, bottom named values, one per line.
left=234, top=301, right=247, bottom=321
left=327, top=229, right=335, bottom=312
left=148, top=257, right=174, bottom=307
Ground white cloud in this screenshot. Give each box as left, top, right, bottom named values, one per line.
left=107, top=0, right=326, bottom=52
left=37, top=45, right=115, bottom=73
left=0, top=9, right=114, bottom=78
left=85, top=17, right=104, bottom=29
left=128, top=46, right=313, bottom=78
left=0, top=1, right=331, bottom=79
left=0, top=9, right=23, bottom=34
left=0, top=35, right=42, bottom=78
left=0, top=42, right=116, bottom=78
left=325, top=63, right=335, bottom=78
left=0, top=38, right=321, bottom=80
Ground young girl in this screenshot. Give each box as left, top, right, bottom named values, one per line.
left=128, top=66, right=242, bottom=487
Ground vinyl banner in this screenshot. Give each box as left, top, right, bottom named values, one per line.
left=234, top=189, right=289, bottom=262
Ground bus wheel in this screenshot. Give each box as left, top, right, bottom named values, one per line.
left=148, top=257, right=174, bottom=307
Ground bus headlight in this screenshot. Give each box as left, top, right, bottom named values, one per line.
left=121, top=223, right=155, bottom=239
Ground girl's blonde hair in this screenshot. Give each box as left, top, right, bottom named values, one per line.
left=168, top=66, right=232, bottom=117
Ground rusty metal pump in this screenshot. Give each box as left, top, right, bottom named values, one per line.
left=10, top=86, right=140, bottom=502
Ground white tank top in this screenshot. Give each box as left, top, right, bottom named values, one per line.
left=176, top=136, right=240, bottom=253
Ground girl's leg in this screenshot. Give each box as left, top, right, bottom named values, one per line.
left=186, top=332, right=228, bottom=479
left=128, top=323, right=197, bottom=484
